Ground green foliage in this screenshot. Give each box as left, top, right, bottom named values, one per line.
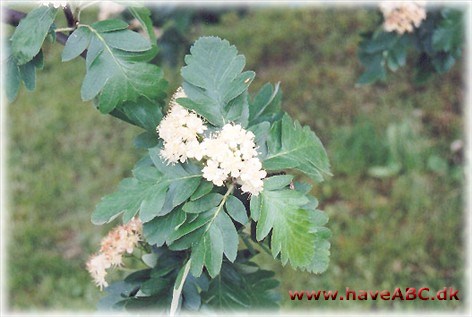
left=98, top=249, right=279, bottom=313
left=62, top=20, right=166, bottom=114
left=7, top=7, right=330, bottom=314
left=357, top=7, right=464, bottom=84
left=6, top=49, right=44, bottom=102
left=250, top=176, right=331, bottom=272
left=92, top=148, right=202, bottom=225
left=202, top=260, right=280, bottom=309
left=180, top=37, right=255, bottom=126
left=97, top=248, right=205, bottom=312
left=7, top=5, right=56, bottom=102
left=87, top=34, right=332, bottom=311
left=10, top=6, right=57, bottom=65
left=264, top=114, right=331, bottom=182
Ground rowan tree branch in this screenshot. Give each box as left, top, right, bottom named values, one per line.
left=3, top=7, right=137, bottom=125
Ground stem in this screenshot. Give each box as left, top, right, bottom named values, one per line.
left=55, top=27, right=76, bottom=33
left=3, top=7, right=25, bottom=26
left=63, top=4, right=76, bottom=29
left=205, top=183, right=235, bottom=232
left=170, top=259, right=192, bottom=316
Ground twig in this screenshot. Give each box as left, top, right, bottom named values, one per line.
left=3, top=7, right=25, bottom=26
left=63, top=4, right=76, bottom=29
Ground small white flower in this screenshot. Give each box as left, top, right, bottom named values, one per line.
left=202, top=159, right=227, bottom=186
left=186, top=139, right=204, bottom=161
left=200, top=123, right=266, bottom=195
left=157, top=88, right=207, bottom=164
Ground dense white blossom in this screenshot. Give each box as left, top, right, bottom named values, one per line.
left=156, top=89, right=266, bottom=195
left=86, top=218, right=142, bottom=290
left=157, top=88, right=207, bottom=163
left=200, top=124, right=266, bottom=195
left=380, top=1, right=427, bottom=34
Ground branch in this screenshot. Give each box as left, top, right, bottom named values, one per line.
left=3, top=7, right=25, bottom=26
left=3, top=7, right=85, bottom=56
left=63, top=5, right=76, bottom=29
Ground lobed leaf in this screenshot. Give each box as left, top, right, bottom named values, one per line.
left=264, top=114, right=331, bottom=183
left=250, top=176, right=331, bottom=271
left=180, top=36, right=255, bottom=126
left=62, top=22, right=165, bottom=114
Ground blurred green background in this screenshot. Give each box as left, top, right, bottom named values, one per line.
left=6, top=5, right=464, bottom=312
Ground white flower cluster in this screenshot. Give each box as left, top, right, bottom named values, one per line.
left=380, top=1, right=427, bottom=34
left=156, top=88, right=266, bottom=195
left=157, top=87, right=207, bottom=163
left=86, top=218, right=142, bottom=290
left=40, top=1, right=68, bottom=8
left=201, top=124, right=266, bottom=195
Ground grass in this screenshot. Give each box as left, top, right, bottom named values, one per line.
left=6, top=6, right=464, bottom=312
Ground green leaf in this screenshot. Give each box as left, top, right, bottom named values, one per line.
left=169, top=190, right=240, bottom=278
left=143, top=208, right=186, bottom=246
left=129, top=7, right=156, bottom=41
left=264, top=114, right=331, bottom=183
left=134, top=131, right=159, bottom=149
left=215, top=212, right=239, bottom=262
left=73, top=23, right=166, bottom=113
left=202, top=261, right=280, bottom=309
left=431, top=52, right=456, bottom=73
left=248, top=121, right=271, bottom=159
left=303, top=210, right=331, bottom=274
left=190, top=182, right=214, bottom=201
left=183, top=193, right=223, bottom=214
left=18, top=60, right=35, bottom=90
left=263, top=174, right=294, bottom=191
left=180, top=36, right=255, bottom=126
left=91, top=19, right=129, bottom=33
left=149, top=147, right=202, bottom=211
left=62, top=27, right=91, bottom=62
left=11, top=6, right=58, bottom=65
left=128, top=7, right=159, bottom=62
left=92, top=149, right=201, bottom=224
left=250, top=177, right=330, bottom=270
left=6, top=49, right=45, bottom=102
left=101, top=30, right=152, bottom=52
left=359, top=31, right=399, bottom=54
left=249, top=82, right=282, bottom=125
left=169, top=210, right=215, bottom=242
left=110, top=97, right=165, bottom=132
left=432, top=9, right=463, bottom=53
left=91, top=176, right=162, bottom=225
left=6, top=56, right=21, bottom=102
left=224, top=195, right=248, bottom=225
